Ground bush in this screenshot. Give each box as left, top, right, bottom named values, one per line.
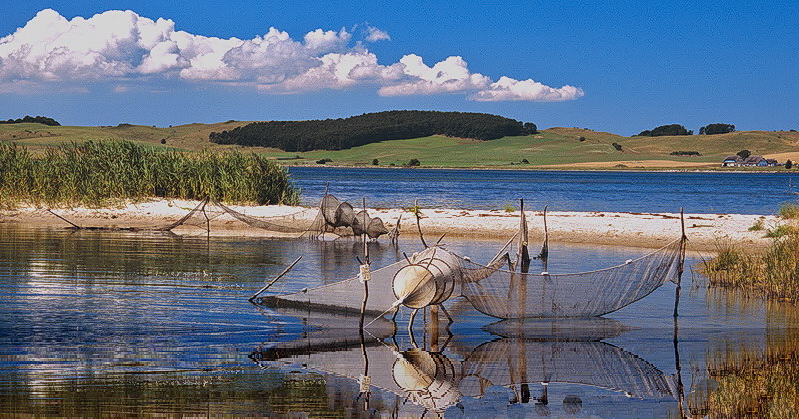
left=372, top=158, right=379, bottom=165
left=577, top=136, right=586, bottom=142
left=778, top=203, right=799, bottom=219
left=612, top=142, right=623, bottom=151
left=520, top=158, right=529, bottom=164
left=316, top=158, right=333, bottom=164
left=670, top=151, right=701, bottom=156
left=786, top=159, right=793, bottom=169
left=407, top=158, right=420, bottom=167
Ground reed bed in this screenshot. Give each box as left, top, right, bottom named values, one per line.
left=701, top=225, right=799, bottom=300
left=0, top=141, right=299, bottom=208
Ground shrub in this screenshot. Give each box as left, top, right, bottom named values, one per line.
left=315, top=158, right=333, bottom=164
left=372, top=159, right=379, bottom=165
left=612, top=142, right=623, bottom=151
left=786, top=160, right=793, bottom=169
left=407, top=158, right=421, bottom=167
left=670, top=151, right=701, bottom=156
left=778, top=203, right=799, bottom=219
left=749, top=219, right=765, bottom=231
left=577, top=136, right=586, bottom=142
left=520, top=158, right=529, bottom=164
left=160, top=139, right=166, bottom=144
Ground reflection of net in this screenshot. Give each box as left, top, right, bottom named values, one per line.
left=459, top=238, right=685, bottom=318
left=459, top=338, right=676, bottom=399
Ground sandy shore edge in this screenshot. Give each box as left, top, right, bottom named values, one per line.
left=0, top=199, right=781, bottom=253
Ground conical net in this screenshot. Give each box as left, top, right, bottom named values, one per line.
left=162, top=193, right=389, bottom=239
left=260, top=237, right=685, bottom=319
left=458, top=237, right=685, bottom=318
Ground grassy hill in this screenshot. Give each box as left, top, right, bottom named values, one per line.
left=2, top=122, right=798, bottom=170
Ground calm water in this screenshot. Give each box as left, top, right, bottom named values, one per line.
left=1, top=225, right=795, bottom=417
left=289, top=166, right=799, bottom=214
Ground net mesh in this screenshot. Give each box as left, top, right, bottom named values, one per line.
left=459, top=237, right=685, bottom=318
left=261, top=236, right=685, bottom=319
left=161, top=193, right=390, bottom=239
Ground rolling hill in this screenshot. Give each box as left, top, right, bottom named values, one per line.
left=1, top=121, right=798, bottom=170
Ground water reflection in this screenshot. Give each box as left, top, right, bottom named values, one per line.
left=251, top=316, right=678, bottom=416
left=1, top=225, right=797, bottom=417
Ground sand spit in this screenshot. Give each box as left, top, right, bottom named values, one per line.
left=0, top=199, right=780, bottom=253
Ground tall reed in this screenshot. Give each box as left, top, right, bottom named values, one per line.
left=0, top=141, right=299, bottom=208
left=701, top=227, right=799, bottom=300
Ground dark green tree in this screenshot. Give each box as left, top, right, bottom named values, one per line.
left=786, top=159, right=793, bottom=169
left=700, top=123, right=735, bottom=135
left=737, top=149, right=751, bottom=160
left=407, top=158, right=420, bottom=166
left=636, top=124, right=692, bottom=136
left=209, top=111, right=537, bottom=151
left=372, top=159, right=379, bottom=165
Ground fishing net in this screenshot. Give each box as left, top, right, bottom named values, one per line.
left=258, top=247, right=462, bottom=316
left=260, top=236, right=685, bottom=320
left=458, top=237, right=686, bottom=318
left=159, top=193, right=390, bottom=240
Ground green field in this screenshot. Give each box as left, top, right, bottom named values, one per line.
left=2, top=123, right=798, bottom=169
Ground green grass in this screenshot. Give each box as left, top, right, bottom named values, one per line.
left=0, top=140, right=299, bottom=209
left=2, top=122, right=798, bottom=169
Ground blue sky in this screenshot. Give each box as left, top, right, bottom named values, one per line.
left=1, top=1, right=797, bottom=135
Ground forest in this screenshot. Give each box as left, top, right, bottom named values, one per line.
left=208, top=110, right=538, bottom=151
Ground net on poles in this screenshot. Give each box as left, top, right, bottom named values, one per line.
left=459, top=237, right=685, bottom=318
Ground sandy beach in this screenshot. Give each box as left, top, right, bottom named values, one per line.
left=0, top=199, right=782, bottom=253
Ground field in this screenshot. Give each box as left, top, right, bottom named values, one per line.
left=2, top=123, right=799, bottom=169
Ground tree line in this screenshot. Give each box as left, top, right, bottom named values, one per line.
left=1, top=115, right=61, bottom=126
left=636, top=123, right=735, bottom=137
left=209, top=110, right=538, bottom=152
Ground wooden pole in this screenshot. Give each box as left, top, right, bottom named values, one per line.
left=414, top=199, right=428, bottom=248
left=673, top=208, right=686, bottom=318
left=249, top=256, right=303, bottom=301
left=359, top=197, right=370, bottom=330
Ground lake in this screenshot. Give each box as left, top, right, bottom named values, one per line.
left=2, top=224, right=796, bottom=417
left=289, top=166, right=799, bottom=214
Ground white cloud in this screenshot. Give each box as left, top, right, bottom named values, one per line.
left=378, top=54, right=491, bottom=96
left=0, top=9, right=583, bottom=102
left=365, top=26, right=391, bottom=42
left=471, top=76, right=585, bottom=101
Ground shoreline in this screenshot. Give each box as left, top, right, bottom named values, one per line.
left=0, top=199, right=780, bottom=253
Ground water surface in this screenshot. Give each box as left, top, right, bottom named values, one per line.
left=1, top=225, right=794, bottom=416
left=289, top=166, right=799, bottom=214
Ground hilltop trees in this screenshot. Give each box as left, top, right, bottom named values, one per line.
left=209, top=110, right=538, bottom=152
left=636, top=124, right=693, bottom=136
left=700, top=123, right=735, bottom=135
left=0, top=115, right=60, bottom=126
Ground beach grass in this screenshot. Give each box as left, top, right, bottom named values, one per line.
left=0, top=140, right=299, bottom=209
left=701, top=224, right=799, bottom=300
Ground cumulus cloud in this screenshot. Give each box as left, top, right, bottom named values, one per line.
left=365, top=26, right=390, bottom=42
left=0, top=9, right=583, bottom=102
left=471, top=76, right=585, bottom=102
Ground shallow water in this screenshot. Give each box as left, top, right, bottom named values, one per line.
left=0, top=225, right=796, bottom=417
left=289, top=166, right=799, bottom=214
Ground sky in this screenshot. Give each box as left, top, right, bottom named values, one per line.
left=0, top=1, right=797, bottom=135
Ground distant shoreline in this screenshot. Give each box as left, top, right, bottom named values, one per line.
left=0, top=199, right=779, bottom=253
left=282, top=163, right=795, bottom=174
